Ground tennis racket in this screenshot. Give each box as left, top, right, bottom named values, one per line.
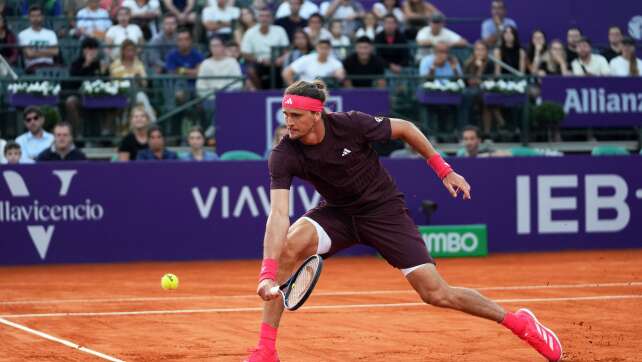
left=270, top=255, right=323, bottom=311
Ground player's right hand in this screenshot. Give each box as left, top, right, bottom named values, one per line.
left=257, top=279, right=280, bottom=301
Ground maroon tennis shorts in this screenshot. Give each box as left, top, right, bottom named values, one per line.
left=303, top=200, right=434, bottom=269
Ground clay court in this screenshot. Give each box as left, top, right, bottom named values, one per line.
left=1, top=249, right=641, bottom=362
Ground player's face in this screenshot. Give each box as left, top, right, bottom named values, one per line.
left=283, top=109, right=318, bottom=139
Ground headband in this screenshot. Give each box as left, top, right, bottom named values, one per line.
left=282, top=95, right=324, bottom=112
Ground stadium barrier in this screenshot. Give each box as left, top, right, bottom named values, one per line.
left=1, top=156, right=641, bottom=265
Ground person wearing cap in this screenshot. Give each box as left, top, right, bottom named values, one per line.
left=415, top=13, right=467, bottom=61
left=609, top=37, right=641, bottom=76
left=15, top=106, right=53, bottom=163
left=571, top=36, right=610, bottom=76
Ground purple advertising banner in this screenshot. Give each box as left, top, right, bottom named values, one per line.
left=215, top=89, right=390, bottom=156
left=541, top=76, right=642, bottom=127
left=1, top=156, right=641, bottom=265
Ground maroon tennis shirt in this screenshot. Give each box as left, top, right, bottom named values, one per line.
left=269, top=111, right=405, bottom=215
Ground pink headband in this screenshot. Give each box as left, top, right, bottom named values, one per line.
left=282, top=95, right=324, bottom=112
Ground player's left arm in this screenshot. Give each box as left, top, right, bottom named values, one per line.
left=390, top=118, right=471, bottom=200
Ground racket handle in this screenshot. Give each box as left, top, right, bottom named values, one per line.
left=270, top=286, right=280, bottom=295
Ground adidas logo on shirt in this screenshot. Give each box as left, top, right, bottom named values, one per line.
left=341, top=148, right=351, bottom=157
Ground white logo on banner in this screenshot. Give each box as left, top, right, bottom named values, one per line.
left=515, top=174, right=633, bottom=235
left=629, top=16, right=642, bottom=40
left=1, top=170, right=105, bottom=260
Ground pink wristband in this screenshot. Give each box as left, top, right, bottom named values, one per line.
left=427, top=154, right=453, bottom=180
left=259, top=258, right=278, bottom=282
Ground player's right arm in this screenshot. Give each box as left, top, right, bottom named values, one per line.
left=257, top=189, right=290, bottom=301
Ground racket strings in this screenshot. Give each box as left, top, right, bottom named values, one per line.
left=287, top=258, right=319, bottom=305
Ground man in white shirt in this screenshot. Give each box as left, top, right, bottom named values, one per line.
left=282, top=39, right=345, bottom=84
left=122, top=0, right=161, bottom=39
left=18, top=5, right=59, bottom=73
left=75, top=0, right=112, bottom=40
left=416, top=13, right=467, bottom=61
left=609, top=37, right=641, bottom=76
left=196, top=37, right=243, bottom=98
left=15, top=107, right=53, bottom=163
left=571, top=37, right=610, bottom=76
left=105, top=7, right=145, bottom=58
left=275, top=0, right=319, bottom=20
left=202, top=0, right=240, bottom=41
left=241, top=9, right=289, bottom=89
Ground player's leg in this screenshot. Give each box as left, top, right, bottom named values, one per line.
left=404, top=263, right=505, bottom=321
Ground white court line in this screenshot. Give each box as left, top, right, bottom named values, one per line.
left=1, top=281, right=641, bottom=306
left=1, top=294, right=641, bottom=319
left=0, top=317, right=125, bottom=361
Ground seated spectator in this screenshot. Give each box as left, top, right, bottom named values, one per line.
left=283, top=29, right=312, bottom=67
left=609, top=37, right=641, bottom=76
left=481, top=0, right=516, bottom=47
left=538, top=39, right=570, bottom=76
left=202, top=0, right=240, bottom=42
left=234, top=7, right=256, bottom=46
left=493, top=26, right=526, bottom=74
left=18, top=5, right=59, bottom=73
left=526, top=29, right=547, bottom=75
left=275, top=0, right=308, bottom=41
left=419, top=41, right=461, bottom=79
left=136, top=125, right=178, bottom=160
left=372, top=0, right=403, bottom=24
left=36, top=122, right=87, bottom=161
left=571, top=37, right=610, bottom=76
left=374, top=14, right=409, bottom=74
left=343, top=36, right=386, bottom=88
left=275, top=0, right=319, bottom=20
left=416, top=13, right=466, bottom=61
left=148, top=14, right=178, bottom=74
left=303, top=13, right=331, bottom=46
left=282, top=39, right=344, bottom=84
left=165, top=27, right=203, bottom=78
left=355, top=11, right=379, bottom=41
left=21, top=0, right=61, bottom=16
left=328, top=19, right=350, bottom=59
left=196, top=36, right=242, bottom=98
left=75, top=0, right=112, bottom=40
left=118, top=105, right=150, bottom=161
left=65, top=37, right=106, bottom=135
left=0, top=14, right=17, bottom=65
left=462, top=41, right=501, bottom=134
left=457, top=125, right=507, bottom=157
left=565, top=26, right=581, bottom=63
left=320, top=0, right=364, bottom=36
left=162, top=0, right=196, bottom=27
left=105, top=7, right=144, bottom=59
left=601, top=26, right=623, bottom=62
left=3, top=141, right=23, bottom=164
left=241, top=9, right=289, bottom=89
left=121, top=0, right=161, bottom=40
left=110, top=40, right=157, bottom=121
left=181, top=126, right=218, bottom=161
left=402, top=0, right=439, bottom=39
left=15, top=106, right=53, bottom=163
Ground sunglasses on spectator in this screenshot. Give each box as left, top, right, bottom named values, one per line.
left=25, top=115, right=41, bottom=122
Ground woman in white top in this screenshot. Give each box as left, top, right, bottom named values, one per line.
left=328, top=19, right=350, bottom=59
left=105, top=7, right=144, bottom=58
left=609, top=37, right=641, bottom=76
left=372, top=0, right=404, bottom=24
left=121, top=0, right=160, bottom=40
left=355, top=11, right=380, bottom=41
left=196, top=37, right=243, bottom=98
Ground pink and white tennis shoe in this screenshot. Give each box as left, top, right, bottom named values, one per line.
left=243, top=347, right=280, bottom=362
left=515, top=308, right=563, bottom=361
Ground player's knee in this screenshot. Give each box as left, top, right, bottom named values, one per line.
left=420, top=286, right=453, bottom=308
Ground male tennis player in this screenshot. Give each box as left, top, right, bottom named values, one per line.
left=245, top=80, right=562, bottom=362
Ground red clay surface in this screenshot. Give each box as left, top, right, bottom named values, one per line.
left=1, top=249, right=642, bottom=361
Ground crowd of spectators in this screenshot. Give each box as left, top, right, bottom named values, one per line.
left=0, top=0, right=641, bottom=162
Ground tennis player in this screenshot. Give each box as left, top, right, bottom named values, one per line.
left=245, top=80, right=562, bottom=362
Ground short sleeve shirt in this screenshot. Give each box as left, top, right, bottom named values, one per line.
left=269, top=111, right=402, bottom=214
left=289, top=54, right=343, bottom=81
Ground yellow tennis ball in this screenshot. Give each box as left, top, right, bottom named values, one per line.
left=161, top=273, right=179, bottom=290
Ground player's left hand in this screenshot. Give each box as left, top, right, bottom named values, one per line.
left=442, top=172, right=471, bottom=200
